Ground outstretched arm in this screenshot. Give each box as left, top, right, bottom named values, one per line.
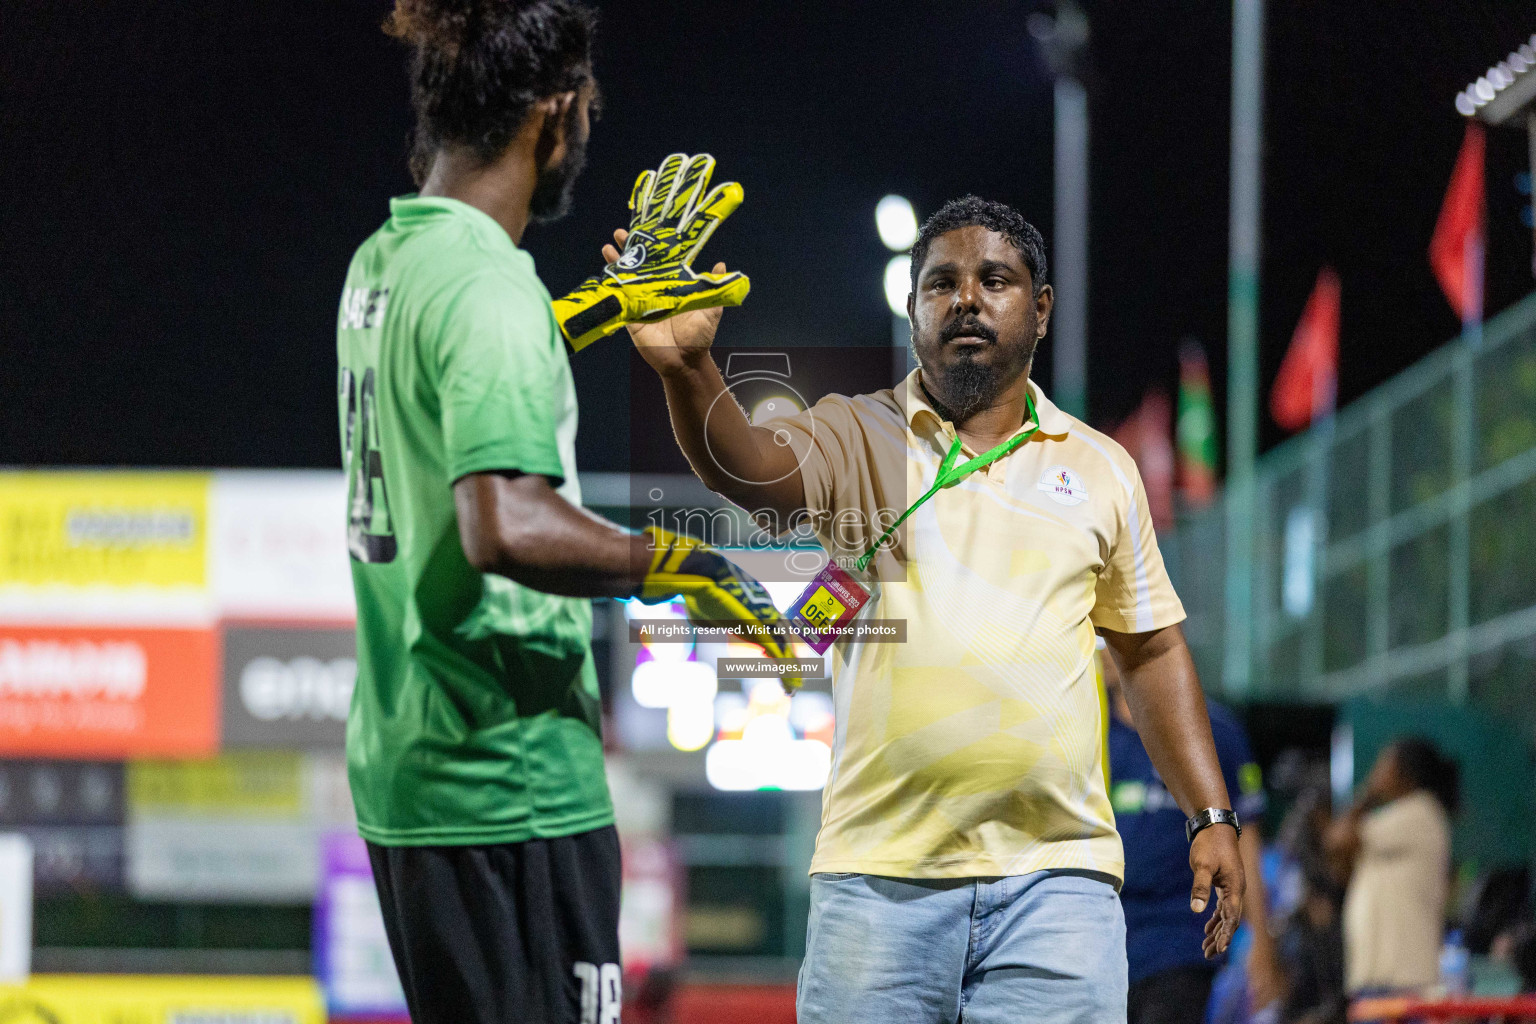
left=453, top=472, right=797, bottom=662
left=652, top=352, right=805, bottom=523
left=454, top=471, right=650, bottom=598
left=1103, top=623, right=1247, bottom=957
left=603, top=231, right=806, bottom=525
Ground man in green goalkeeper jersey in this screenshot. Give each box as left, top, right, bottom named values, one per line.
left=338, top=3, right=783, bottom=1022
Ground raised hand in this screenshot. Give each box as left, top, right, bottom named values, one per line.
left=551, top=153, right=750, bottom=352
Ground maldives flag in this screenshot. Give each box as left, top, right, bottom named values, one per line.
left=1429, top=121, right=1485, bottom=325
left=1176, top=340, right=1218, bottom=506
left=1271, top=267, right=1340, bottom=432
left=1113, top=389, right=1175, bottom=532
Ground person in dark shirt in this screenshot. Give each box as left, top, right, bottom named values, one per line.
left=1104, top=638, right=1284, bottom=1024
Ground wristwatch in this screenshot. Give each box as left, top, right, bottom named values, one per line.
left=1185, top=807, right=1241, bottom=843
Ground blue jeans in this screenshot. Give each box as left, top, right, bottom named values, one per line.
left=798, top=869, right=1128, bottom=1024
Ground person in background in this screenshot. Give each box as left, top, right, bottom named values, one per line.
left=1272, top=786, right=1347, bottom=1024
left=1512, top=925, right=1536, bottom=993
left=1276, top=865, right=1347, bottom=1024
left=1325, top=737, right=1459, bottom=996
left=1103, top=640, right=1282, bottom=1024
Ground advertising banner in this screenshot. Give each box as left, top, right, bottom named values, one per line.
left=0, top=626, right=219, bottom=758
left=221, top=625, right=355, bottom=749
left=126, top=752, right=341, bottom=903
left=0, top=760, right=125, bottom=893
left=0, top=470, right=356, bottom=626
left=0, top=761, right=124, bottom=826
left=21, top=827, right=124, bottom=894
left=210, top=472, right=354, bottom=621
left=0, top=974, right=325, bottom=1023
left=127, top=751, right=305, bottom=818
left=314, top=833, right=408, bottom=1020
left=305, top=751, right=356, bottom=832
left=126, top=818, right=319, bottom=903
left=0, top=472, right=209, bottom=588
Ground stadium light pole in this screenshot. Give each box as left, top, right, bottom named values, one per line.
left=1455, top=34, right=1536, bottom=277
left=1446, top=36, right=1536, bottom=702
left=877, top=194, right=918, bottom=383
left=1224, top=0, right=1264, bottom=696
left=1029, top=1, right=1091, bottom=421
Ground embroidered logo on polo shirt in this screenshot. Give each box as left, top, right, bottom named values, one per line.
left=1037, top=465, right=1089, bottom=506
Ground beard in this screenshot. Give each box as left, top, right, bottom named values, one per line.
left=528, top=119, right=588, bottom=224
left=917, top=316, right=1037, bottom=422
left=925, top=353, right=1006, bottom=422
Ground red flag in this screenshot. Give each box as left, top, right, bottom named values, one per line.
left=1429, top=121, right=1485, bottom=325
left=1271, top=267, right=1340, bottom=432
left=1113, top=389, right=1175, bottom=532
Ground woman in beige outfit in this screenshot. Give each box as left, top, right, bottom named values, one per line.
left=1326, top=737, right=1460, bottom=995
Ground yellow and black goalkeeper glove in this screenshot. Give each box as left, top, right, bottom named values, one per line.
left=553, top=152, right=751, bottom=352
left=636, top=526, right=799, bottom=688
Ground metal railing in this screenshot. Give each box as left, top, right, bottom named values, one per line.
left=1171, top=290, right=1536, bottom=743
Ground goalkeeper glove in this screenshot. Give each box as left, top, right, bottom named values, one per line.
left=636, top=526, right=799, bottom=688
left=553, top=152, right=751, bottom=352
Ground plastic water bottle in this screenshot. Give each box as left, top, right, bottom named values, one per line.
left=1439, top=929, right=1471, bottom=996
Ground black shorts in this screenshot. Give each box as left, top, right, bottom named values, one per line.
left=1126, top=964, right=1217, bottom=1024
left=368, top=826, right=622, bottom=1024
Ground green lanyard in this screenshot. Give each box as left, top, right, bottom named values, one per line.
left=855, top=391, right=1040, bottom=573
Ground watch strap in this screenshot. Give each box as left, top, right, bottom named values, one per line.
left=1185, top=807, right=1241, bottom=843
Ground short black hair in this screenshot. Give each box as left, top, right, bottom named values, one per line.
left=385, top=0, right=598, bottom=184
left=909, top=195, right=1049, bottom=294
left=1392, top=736, right=1461, bottom=816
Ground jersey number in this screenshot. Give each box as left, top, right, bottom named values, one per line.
left=340, top=366, right=398, bottom=563
left=573, top=962, right=621, bottom=1024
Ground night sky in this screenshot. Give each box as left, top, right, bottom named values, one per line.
left=4, top=1, right=1534, bottom=473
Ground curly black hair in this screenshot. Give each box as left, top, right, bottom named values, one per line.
left=385, top=0, right=598, bottom=184
left=1392, top=736, right=1461, bottom=816
left=909, top=195, right=1049, bottom=295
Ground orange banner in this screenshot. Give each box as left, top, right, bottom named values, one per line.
left=0, top=626, right=219, bottom=757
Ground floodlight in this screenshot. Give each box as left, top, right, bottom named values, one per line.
left=875, top=195, right=918, bottom=251
left=883, top=255, right=911, bottom=318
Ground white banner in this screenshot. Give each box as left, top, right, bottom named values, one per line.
left=126, top=752, right=354, bottom=902
left=210, top=472, right=354, bottom=621
left=127, top=818, right=320, bottom=902
left=0, top=833, right=33, bottom=981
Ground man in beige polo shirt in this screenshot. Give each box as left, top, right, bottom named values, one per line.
left=612, top=196, right=1246, bottom=1023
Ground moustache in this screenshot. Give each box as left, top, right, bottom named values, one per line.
left=939, top=316, right=998, bottom=345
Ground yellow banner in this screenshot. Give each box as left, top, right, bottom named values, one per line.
left=0, top=975, right=325, bottom=1023
left=0, top=472, right=210, bottom=588
left=128, top=751, right=305, bottom=817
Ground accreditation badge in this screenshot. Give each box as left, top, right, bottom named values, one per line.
left=786, top=561, right=869, bottom=654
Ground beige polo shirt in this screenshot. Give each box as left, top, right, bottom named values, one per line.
left=768, top=370, right=1185, bottom=880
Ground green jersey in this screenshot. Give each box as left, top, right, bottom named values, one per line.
left=336, top=195, right=612, bottom=846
